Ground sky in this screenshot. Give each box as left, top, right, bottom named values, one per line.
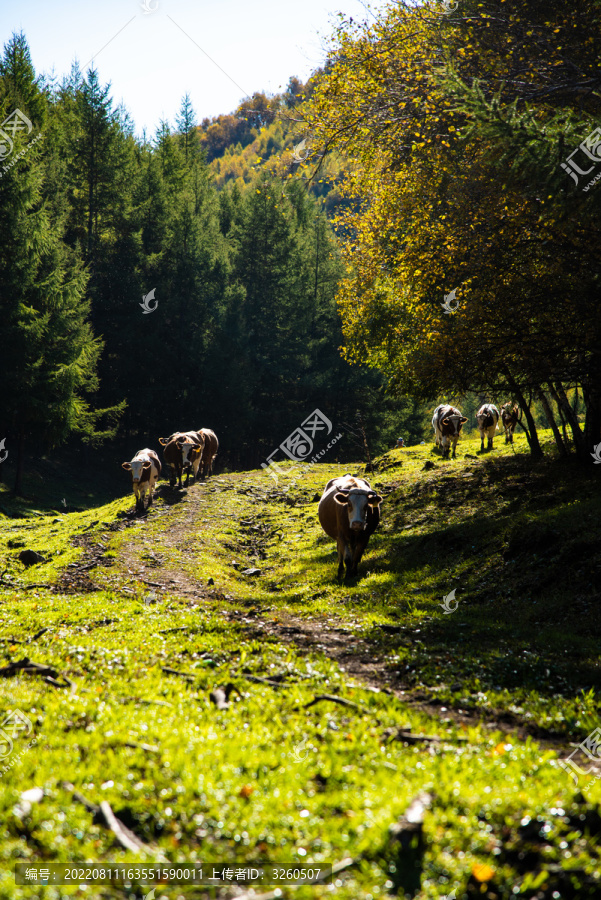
left=0, top=0, right=387, bottom=137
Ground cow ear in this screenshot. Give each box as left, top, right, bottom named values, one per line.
left=334, top=492, right=349, bottom=505
left=461, top=416, right=468, bottom=423
left=368, top=493, right=383, bottom=506
left=159, top=437, right=169, bottom=445
left=142, top=461, right=152, bottom=469
left=122, top=462, right=132, bottom=470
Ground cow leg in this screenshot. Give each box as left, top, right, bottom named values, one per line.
left=350, top=537, right=367, bottom=577
left=488, top=435, right=493, bottom=450
left=336, top=537, right=346, bottom=580
left=344, top=544, right=354, bottom=578
left=480, top=434, right=484, bottom=452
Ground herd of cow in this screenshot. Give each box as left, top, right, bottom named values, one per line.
left=121, top=428, right=219, bottom=511
left=433, top=402, right=520, bottom=459
left=120, top=402, right=520, bottom=580
left=317, top=402, right=521, bottom=579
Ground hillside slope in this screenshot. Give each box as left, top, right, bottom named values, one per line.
left=0, top=431, right=600, bottom=898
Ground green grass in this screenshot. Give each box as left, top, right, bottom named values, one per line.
left=0, top=428, right=600, bottom=898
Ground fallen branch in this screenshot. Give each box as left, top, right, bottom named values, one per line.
left=30, top=628, right=50, bottom=642
left=161, top=666, right=194, bottom=681
left=158, top=626, right=201, bottom=634
left=243, top=674, right=289, bottom=688
left=120, top=697, right=173, bottom=707
left=293, top=694, right=368, bottom=713
left=382, top=727, right=469, bottom=745
left=122, top=741, right=159, bottom=753
left=64, top=784, right=166, bottom=860
left=0, top=656, right=73, bottom=690
left=99, top=800, right=151, bottom=854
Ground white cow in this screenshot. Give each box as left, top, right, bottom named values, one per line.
left=432, top=404, right=468, bottom=459
left=122, top=448, right=161, bottom=510
left=476, top=404, right=500, bottom=451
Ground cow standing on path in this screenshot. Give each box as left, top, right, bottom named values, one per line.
left=501, top=403, right=520, bottom=443
left=198, top=428, right=219, bottom=479
left=159, top=432, right=203, bottom=488
left=122, top=449, right=161, bottom=511
left=432, top=405, right=468, bottom=459
left=318, top=475, right=383, bottom=579
left=476, top=403, right=500, bottom=452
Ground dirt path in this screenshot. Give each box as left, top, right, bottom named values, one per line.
left=63, top=474, right=589, bottom=764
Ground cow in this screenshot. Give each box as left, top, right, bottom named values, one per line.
left=432, top=404, right=468, bottom=459
left=198, top=428, right=219, bottom=479
left=501, top=403, right=520, bottom=444
left=121, top=449, right=161, bottom=511
left=318, top=474, right=383, bottom=579
left=476, top=403, right=500, bottom=452
left=158, top=432, right=204, bottom=488
left=177, top=430, right=205, bottom=483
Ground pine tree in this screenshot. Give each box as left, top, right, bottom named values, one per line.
left=0, top=113, right=103, bottom=493
left=175, top=92, right=200, bottom=166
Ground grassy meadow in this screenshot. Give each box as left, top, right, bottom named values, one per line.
left=0, top=428, right=600, bottom=899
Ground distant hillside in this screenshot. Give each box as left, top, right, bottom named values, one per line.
left=197, top=77, right=345, bottom=216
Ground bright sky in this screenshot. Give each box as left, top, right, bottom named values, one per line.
left=1, top=0, right=387, bottom=137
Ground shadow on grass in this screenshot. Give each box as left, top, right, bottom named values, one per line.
left=349, top=452, right=601, bottom=719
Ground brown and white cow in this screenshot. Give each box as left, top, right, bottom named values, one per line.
left=198, top=428, right=219, bottom=479
left=178, top=430, right=206, bottom=483
left=318, top=475, right=383, bottom=579
left=121, top=448, right=161, bottom=510
left=432, top=404, right=468, bottom=459
left=476, top=403, right=500, bottom=452
left=159, top=432, right=204, bottom=488
left=501, top=403, right=520, bottom=444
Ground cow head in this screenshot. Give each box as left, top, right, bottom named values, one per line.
left=476, top=406, right=496, bottom=428
left=501, top=403, right=519, bottom=422
left=186, top=445, right=203, bottom=467
left=176, top=437, right=204, bottom=469
left=442, top=413, right=468, bottom=434
left=122, top=459, right=152, bottom=483
left=334, top=488, right=383, bottom=531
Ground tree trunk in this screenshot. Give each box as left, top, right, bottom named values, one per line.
left=583, top=382, right=601, bottom=458
left=357, top=411, right=372, bottom=470
left=552, top=382, right=587, bottom=459
left=504, top=372, right=544, bottom=457
left=554, top=401, right=570, bottom=446
left=537, top=389, right=568, bottom=457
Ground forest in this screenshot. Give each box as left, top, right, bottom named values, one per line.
left=0, top=35, right=412, bottom=494
left=2, top=0, right=599, bottom=495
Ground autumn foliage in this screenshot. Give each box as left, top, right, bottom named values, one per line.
left=301, top=0, right=601, bottom=460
